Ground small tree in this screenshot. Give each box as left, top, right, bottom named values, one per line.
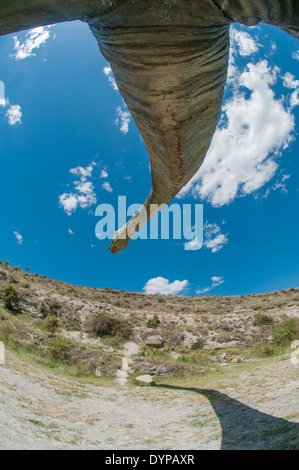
left=146, top=314, right=160, bottom=329
left=2, top=284, right=19, bottom=311
left=45, top=315, right=59, bottom=335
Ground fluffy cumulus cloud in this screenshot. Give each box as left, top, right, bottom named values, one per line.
left=13, top=231, right=23, bottom=245
left=0, top=80, right=23, bottom=125
left=143, top=277, right=189, bottom=295
left=204, top=222, right=228, bottom=253
left=12, top=26, right=53, bottom=60
left=103, top=63, right=132, bottom=135
left=103, top=66, right=118, bottom=91
left=184, top=220, right=228, bottom=252
left=115, top=106, right=131, bottom=135
left=59, top=162, right=97, bottom=215
left=196, top=276, right=224, bottom=295
left=179, top=27, right=297, bottom=207
left=5, top=104, right=22, bottom=125
left=100, top=169, right=108, bottom=179
left=101, top=181, right=113, bottom=193
left=282, top=72, right=299, bottom=108
left=230, top=28, right=259, bottom=56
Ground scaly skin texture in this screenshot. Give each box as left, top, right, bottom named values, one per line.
left=0, top=1, right=298, bottom=253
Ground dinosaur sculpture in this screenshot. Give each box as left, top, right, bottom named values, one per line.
left=1, top=1, right=298, bottom=253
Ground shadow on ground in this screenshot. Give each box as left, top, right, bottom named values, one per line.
left=154, top=384, right=299, bottom=450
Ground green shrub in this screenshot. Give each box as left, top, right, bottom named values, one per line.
left=146, top=314, right=160, bottom=329
left=253, top=313, right=274, bottom=326
left=48, top=336, right=71, bottom=362
left=256, top=344, right=275, bottom=357
left=45, top=315, right=59, bottom=334
left=2, top=284, right=19, bottom=311
left=85, top=313, right=132, bottom=339
left=273, top=319, right=298, bottom=347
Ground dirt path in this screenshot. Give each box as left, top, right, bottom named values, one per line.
left=116, top=342, right=140, bottom=386
left=0, top=352, right=298, bottom=450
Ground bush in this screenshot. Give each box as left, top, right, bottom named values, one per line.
left=2, top=284, right=19, bottom=311
left=253, top=313, right=274, bottom=326
left=48, top=336, right=71, bottom=362
left=45, top=315, right=59, bottom=334
left=255, top=344, right=276, bottom=357
left=85, top=313, right=132, bottom=339
left=273, top=319, right=298, bottom=347
left=146, top=314, right=160, bottom=329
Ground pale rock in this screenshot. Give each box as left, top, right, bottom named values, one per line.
left=135, top=375, right=153, bottom=384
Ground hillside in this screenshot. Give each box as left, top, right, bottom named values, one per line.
left=0, top=262, right=299, bottom=380
left=0, top=262, right=298, bottom=449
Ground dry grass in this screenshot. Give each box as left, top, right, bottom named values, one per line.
left=0, top=261, right=298, bottom=381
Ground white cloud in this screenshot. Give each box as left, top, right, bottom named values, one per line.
left=0, top=80, right=5, bottom=107
left=282, top=72, right=299, bottom=108
left=59, top=194, right=79, bottom=215
left=103, top=66, right=118, bottom=91
left=103, top=65, right=132, bottom=135
left=69, top=163, right=94, bottom=178
left=101, top=181, right=113, bottom=193
left=13, top=231, right=23, bottom=245
left=262, top=174, right=291, bottom=198
left=179, top=58, right=295, bottom=207
left=143, top=277, right=189, bottom=295
left=196, top=276, right=224, bottom=295
left=6, top=104, right=22, bottom=125
left=204, top=222, right=228, bottom=253
left=115, top=106, right=131, bottom=134
left=282, top=72, right=299, bottom=89
left=292, top=50, right=299, bottom=61
left=59, top=162, right=97, bottom=215
left=0, top=81, right=22, bottom=125
left=230, top=28, right=259, bottom=56
left=184, top=236, right=202, bottom=251
left=68, top=228, right=74, bottom=235
left=100, top=169, right=108, bottom=178
left=12, top=26, right=52, bottom=60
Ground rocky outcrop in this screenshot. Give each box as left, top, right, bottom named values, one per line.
left=0, top=269, right=18, bottom=284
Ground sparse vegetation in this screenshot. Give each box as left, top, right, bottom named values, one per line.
left=2, top=283, right=19, bottom=311
left=273, top=319, right=299, bottom=347
left=45, top=315, right=59, bottom=334
left=85, top=313, right=132, bottom=340
left=146, top=314, right=160, bottom=329
left=253, top=313, right=274, bottom=326
left=0, top=262, right=298, bottom=382
left=0, top=307, right=121, bottom=378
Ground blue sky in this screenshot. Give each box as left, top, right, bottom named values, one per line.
left=0, top=21, right=298, bottom=296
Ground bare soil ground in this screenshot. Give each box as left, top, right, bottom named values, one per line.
left=0, top=351, right=298, bottom=450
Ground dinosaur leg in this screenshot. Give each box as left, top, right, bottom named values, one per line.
left=89, top=15, right=230, bottom=253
